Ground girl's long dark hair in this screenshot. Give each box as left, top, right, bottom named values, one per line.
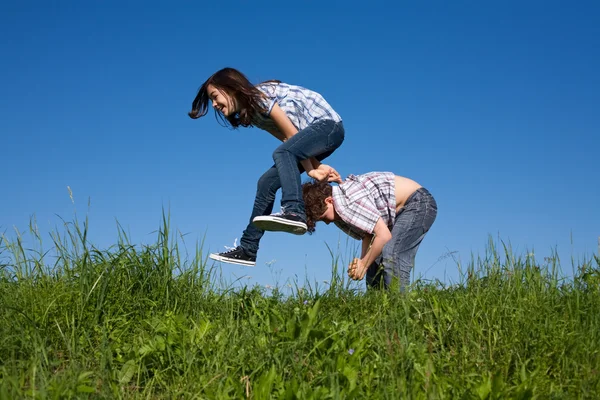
left=188, top=67, right=279, bottom=128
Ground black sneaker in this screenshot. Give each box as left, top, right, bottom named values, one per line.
left=209, top=246, right=256, bottom=267
left=252, top=212, right=307, bottom=235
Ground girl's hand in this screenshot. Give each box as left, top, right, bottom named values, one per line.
left=307, top=168, right=330, bottom=181
left=317, top=164, right=342, bottom=184
left=348, top=258, right=368, bottom=280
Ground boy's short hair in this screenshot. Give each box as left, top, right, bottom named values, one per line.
left=302, top=180, right=333, bottom=233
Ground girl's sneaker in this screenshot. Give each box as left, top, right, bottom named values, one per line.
left=252, top=212, right=307, bottom=235
left=209, top=246, right=256, bottom=266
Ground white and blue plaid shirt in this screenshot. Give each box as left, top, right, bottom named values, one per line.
left=252, top=82, right=341, bottom=134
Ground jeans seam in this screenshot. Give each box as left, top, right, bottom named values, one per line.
left=422, top=200, right=429, bottom=232
left=390, top=206, right=420, bottom=261
left=283, top=120, right=336, bottom=155
left=326, top=122, right=343, bottom=149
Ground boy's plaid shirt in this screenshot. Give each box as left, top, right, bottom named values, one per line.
left=332, top=172, right=396, bottom=240
left=252, top=82, right=341, bottom=133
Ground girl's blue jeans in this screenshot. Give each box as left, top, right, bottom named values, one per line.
left=240, top=119, right=345, bottom=257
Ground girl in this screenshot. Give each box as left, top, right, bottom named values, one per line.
left=189, top=67, right=345, bottom=266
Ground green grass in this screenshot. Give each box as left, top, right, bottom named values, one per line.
left=1, top=213, right=599, bottom=399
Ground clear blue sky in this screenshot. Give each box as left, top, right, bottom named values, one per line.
left=2, top=1, right=598, bottom=289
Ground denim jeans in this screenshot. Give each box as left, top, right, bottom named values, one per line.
left=365, top=188, right=437, bottom=291
left=240, top=119, right=345, bottom=256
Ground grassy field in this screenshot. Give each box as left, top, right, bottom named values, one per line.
left=1, top=215, right=599, bottom=399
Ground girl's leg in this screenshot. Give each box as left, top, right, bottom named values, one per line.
left=378, top=188, right=437, bottom=290
left=271, top=120, right=345, bottom=218
left=239, top=166, right=281, bottom=256
left=239, top=147, right=340, bottom=255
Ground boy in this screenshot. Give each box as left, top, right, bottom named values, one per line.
left=302, top=172, right=437, bottom=290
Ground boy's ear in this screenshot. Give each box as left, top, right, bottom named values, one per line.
left=325, top=196, right=334, bottom=204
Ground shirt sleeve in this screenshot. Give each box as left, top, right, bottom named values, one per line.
left=256, top=83, right=288, bottom=116
left=344, top=195, right=381, bottom=234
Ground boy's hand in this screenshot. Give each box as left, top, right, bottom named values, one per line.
left=348, top=258, right=368, bottom=280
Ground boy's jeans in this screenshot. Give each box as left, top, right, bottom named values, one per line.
left=240, top=119, right=345, bottom=257
left=366, top=188, right=438, bottom=290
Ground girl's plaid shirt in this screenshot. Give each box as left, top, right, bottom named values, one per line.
left=332, top=172, right=396, bottom=240
left=251, top=82, right=341, bottom=133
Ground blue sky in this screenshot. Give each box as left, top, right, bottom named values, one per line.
left=1, top=1, right=598, bottom=289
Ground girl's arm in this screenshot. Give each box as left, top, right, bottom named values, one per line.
left=270, top=103, right=298, bottom=141
left=263, top=126, right=287, bottom=142
left=311, top=159, right=342, bottom=183
left=270, top=103, right=341, bottom=183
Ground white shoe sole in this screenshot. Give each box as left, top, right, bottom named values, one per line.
left=252, top=216, right=307, bottom=235
left=209, top=253, right=256, bottom=267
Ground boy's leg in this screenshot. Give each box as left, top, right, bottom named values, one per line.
left=379, top=189, right=437, bottom=290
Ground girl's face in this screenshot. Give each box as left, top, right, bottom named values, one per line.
left=207, top=84, right=237, bottom=116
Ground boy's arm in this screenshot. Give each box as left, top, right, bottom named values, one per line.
left=348, top=218, right=392, bottom=280
left=361, top=218, right=392, bottom=267
left=361, top=234, right=374, bottom=259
